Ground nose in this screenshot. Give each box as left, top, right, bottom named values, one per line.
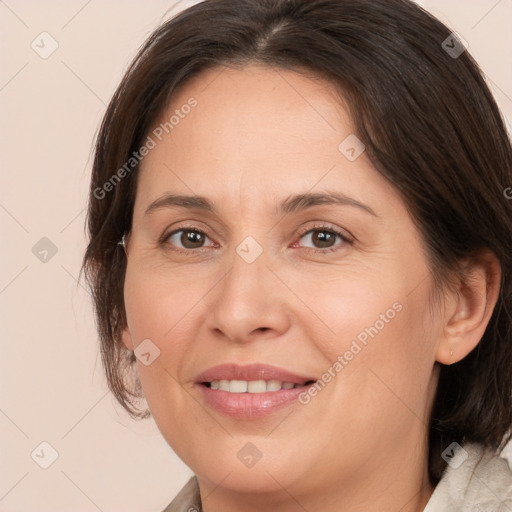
left=205, top=247, right=292, bottom=344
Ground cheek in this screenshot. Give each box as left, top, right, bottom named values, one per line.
left=123, top=261, right=205, bottom=349
left=303, top=266, right=437, bottom=418
left=339, top=289, right=438, bottom=430
left=122, top=264, right=204, bottom=415
left=292, top=265, right=407, bottom=356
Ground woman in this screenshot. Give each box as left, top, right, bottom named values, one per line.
left=81, top=0, right=512, bottom=510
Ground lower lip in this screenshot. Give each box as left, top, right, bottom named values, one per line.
left=197, top=384, right=313, bottom=419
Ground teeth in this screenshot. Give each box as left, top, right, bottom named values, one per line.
left=266, top=379, right=282, bottom=391
left=208, top=379, right=302, bottom=393
left=229, top=380, right=248, bottom=393
left=247, top=380, right=266, bottom=393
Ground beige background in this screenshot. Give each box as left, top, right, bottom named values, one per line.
left=1, top=1, right=511, bottom=510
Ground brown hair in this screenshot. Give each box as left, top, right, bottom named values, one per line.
left=80, top=0, right=512, bottom=486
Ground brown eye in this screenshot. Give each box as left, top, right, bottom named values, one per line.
left=307, top=230, right=337, bottom=248
left=163, top=228, right=214, bottom=250
left=298, top=228, right=349, bottom=251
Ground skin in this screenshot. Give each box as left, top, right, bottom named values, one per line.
left=120, top=64, right=501, bottom=512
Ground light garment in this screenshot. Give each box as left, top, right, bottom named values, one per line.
left=162, top=442, right=512, bottom=511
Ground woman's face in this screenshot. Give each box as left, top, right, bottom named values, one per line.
left=122, top=65, right=442, bottom=504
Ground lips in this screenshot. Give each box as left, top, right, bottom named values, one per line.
left=194, top=364, right=317, bottom=419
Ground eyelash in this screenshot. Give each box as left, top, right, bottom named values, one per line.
left=160, top=222, right=354, bottom=256
left=294, top=223, right=354, bottom=253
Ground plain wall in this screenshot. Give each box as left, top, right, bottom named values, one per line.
left=1, top=1, right=511, bottom=510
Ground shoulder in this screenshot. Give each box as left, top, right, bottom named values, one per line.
left=161, top=475, right=202, bottom=512
left=424, top=442, right=512, bottom=511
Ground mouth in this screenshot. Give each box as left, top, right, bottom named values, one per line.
left=201, top=379, right=316, bottom=393
left=194, top=364, right=318, bottom=419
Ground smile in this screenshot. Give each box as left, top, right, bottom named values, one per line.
left=204, top=379, right=315, bottom=393
left=195, top=364, right=318, bottom=419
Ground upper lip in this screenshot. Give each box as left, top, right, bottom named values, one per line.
left=195, top=364, right=317, bottom=385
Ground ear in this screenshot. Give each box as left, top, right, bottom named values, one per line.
left=120, top=325, right=135, bottom=351
left=436, top=249, right=501, bottom=365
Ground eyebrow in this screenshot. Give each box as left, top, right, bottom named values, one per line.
left=144, top=192, right=378, bottom=217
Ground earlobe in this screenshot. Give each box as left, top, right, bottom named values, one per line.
left=436, top=250, right=501, bottom=365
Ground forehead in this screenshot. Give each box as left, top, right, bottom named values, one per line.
left=134, top=64, right=399, bottom=216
